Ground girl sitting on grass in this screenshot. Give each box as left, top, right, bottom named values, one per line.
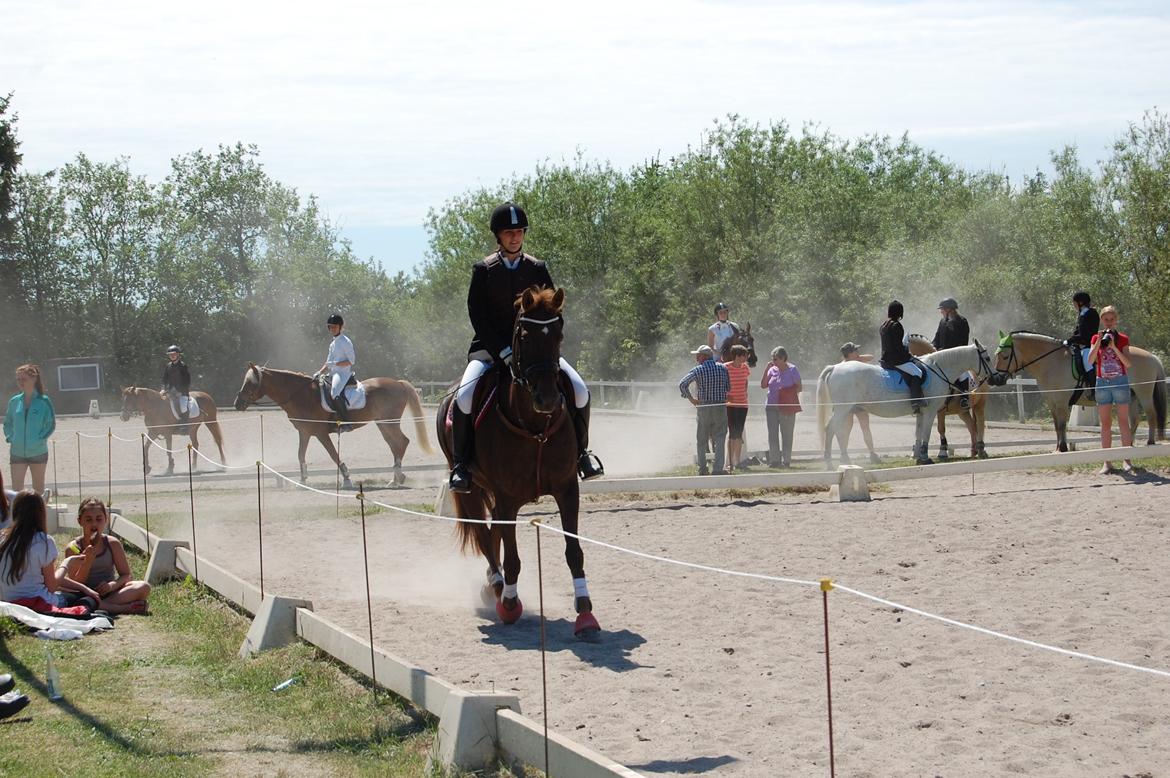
left=0, top=491, right=100, bottom=615
left=57, top=498, right=151, bottom=615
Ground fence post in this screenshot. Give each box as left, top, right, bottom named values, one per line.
left=1015, top=380, right=1026, bottom=423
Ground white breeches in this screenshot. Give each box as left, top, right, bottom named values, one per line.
left=456, top=357, right=590, bottom=415
left=330, top=369, right=352, bottom=399
left=892, top=362, right=923, bottom=378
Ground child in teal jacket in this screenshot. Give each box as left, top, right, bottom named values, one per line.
left=3, top=365, right=56, bottom=495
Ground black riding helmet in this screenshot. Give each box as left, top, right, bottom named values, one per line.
left=165, top=345, right=181, bottom=355
left=938, top=297, right=958, bottom=310
left=490, top=202, right=529, bottom=236
left=1072, top=290, right=1091, bottom=306
left=326, top=313, right=344, bottom=326
left=887, top=300, right=904, bottom=320
left=713, top=302, right=729, bottom=316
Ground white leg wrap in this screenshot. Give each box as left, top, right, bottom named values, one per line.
left=487, top=570, right=503, bottom=586
left=559, top=358, right=590, bottom=409
left=573, top=577, right=590, bottom=599
left=457, top=359, right=490, bottom=414
left=502, top=582, right=519, bottom=600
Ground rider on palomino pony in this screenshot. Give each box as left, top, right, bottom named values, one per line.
left=319, top=313, right=356, bottom=423
left=1066, top=290, right=1100, bottom=396
left=447, top=202, right=604, bottom=494
left=932, top=296, right=972, bottom=409
left=161, top=345, right=191, bottom=428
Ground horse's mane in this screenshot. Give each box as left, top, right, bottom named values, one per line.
left=908, top=333, right=933, bottom=348
left=1009, top=330, right=1059, bottom=341
left=252, top=365, right=313, bottom=380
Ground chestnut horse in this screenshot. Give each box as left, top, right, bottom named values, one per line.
left=233, top=365, right=431, bottom=487
left=908, top=335, right=989, bottom=459
left=120, top=387, right=226, bottom=476
left=437, top=286, right=600, bottom=639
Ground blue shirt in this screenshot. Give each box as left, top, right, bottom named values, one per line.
left=679, top=360, right=730, bottom=405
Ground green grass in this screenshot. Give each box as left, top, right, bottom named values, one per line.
left=0, top=541, right=530, bottom=777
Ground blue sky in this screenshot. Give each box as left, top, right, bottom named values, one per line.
left=4, top=0, right=1168, bottom=275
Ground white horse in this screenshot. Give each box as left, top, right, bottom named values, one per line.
left=817, top=341, right=994, bottom=466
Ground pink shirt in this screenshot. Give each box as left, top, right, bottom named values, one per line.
left=723, top=361, right=750, bottom=407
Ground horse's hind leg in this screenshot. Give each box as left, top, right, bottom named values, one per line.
left=189, top=427, right=201, bottom=472
left=315, top=432, right=353, bottom=489
left=936, top=409, right=949, bottom=460
left=142, top=434, right=152, bottom=475
left=377, top=420, right=410, bottom=486
left=165, top=435, right=175, bottom=476
left=555, top=484, right=599, bottom=639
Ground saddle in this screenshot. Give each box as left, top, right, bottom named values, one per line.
left=316, top=373, right=367, bottom=414
left=879, top=366, right=931, bottom=393
left=167, top=394, right=200, bottom=420
left=445, top=365, right=573, bottom=432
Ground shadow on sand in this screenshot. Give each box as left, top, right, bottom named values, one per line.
left=476, top=615, right=648, bottom=672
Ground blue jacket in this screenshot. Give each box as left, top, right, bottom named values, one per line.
left=4, top=392, right=56, bottom=458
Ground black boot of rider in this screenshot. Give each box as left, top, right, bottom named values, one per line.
left=334, top=392, right=352, bottom=430
left=570, top=401, right=604, bottom=480
left=957, top=377, right=971, bottom=411
left=908, top=374, right=926, bottom=413
left=449, top=405, right=474, bottom=494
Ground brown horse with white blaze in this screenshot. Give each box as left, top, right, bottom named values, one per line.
left=909, top=334, right=990, bottom=459
left=436, top=286, right=600, bottom=640
left=233, top=365, right=432, bottom=487
left=120, top=387, right=226, bottom=475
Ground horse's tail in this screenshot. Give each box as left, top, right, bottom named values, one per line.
left=1155, top=366, right=1167, bottom=441
left=816, top=365, right=834, bottom=450
left=206, top=417, right=226, bottom=463
left=400, top=380, right=433, bottom=454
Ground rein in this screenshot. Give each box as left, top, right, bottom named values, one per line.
left=998, top=338, right=1067, bottom=379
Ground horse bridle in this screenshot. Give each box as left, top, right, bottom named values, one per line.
left=919, top=342, right=995, bottom=395
left=243, top=365, right=264, bottom=406
left=510, top=313, right=563, bottom=394
left=995, top=337, right=1066, bottom=384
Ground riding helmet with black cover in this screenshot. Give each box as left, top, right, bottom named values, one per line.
left=887, top=300, right=904, bottom=319
left=490, top=202, right=529, bottom=237
left=1072, top=290, right=1091, bottom=306
left=938, top=297, right=958, bottom=310
left=165, top=345, right=181, bottom=354
left=327, top=313, right=344, bottom=326
left=714, top=302, right=729, bottom=315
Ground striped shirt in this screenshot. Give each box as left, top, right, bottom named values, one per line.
left=679, top=359, right=730, bottom=405
left=723, top=361, right=750, bottom=407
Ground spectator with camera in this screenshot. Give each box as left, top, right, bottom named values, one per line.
left=1086, top=305, right=1133, bottom=474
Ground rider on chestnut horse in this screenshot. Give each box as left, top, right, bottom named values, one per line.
left=162, top=345, right=191, bottom=430
left=318, top=313, right=356, bottom=424
left=447, top=202, right=604, bottom=493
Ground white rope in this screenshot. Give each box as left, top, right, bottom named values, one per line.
left=190, top=446, right=255, bottom=470
left=534, top=522, right=820, bottom=588
left=110, top=432, right=140, bottom=443
left=145, top=436, right=187, bottom=455
left=256, top=461, right=520, bottom=524
left=832, top=583, right=1170, bottom=680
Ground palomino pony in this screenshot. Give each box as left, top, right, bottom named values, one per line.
left=818, top=342, right=994, bottom=465
left=908, top=335, right=990, bottom=459
left=719, top=322, right=758, bottom=367
left=993, top=331, right=1166, bottom=451
left=120, top=387, right=226, bottom=476
left=233, top=366, right=431, bottom=487
left=436, top=286, right=600, bottom=639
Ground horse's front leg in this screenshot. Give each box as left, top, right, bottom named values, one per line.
left=1052, top=402, right=1070, bottom=452
left=914, top=413, right=934, bottom=465
left=314, top=431, right=352, bottom=489
left=297, top=430, right=311, bottom=482
left=495, top=502, right=523, bottom=624
left=555, top=484, right=600, bottom=639
left=936, top=409, right=949, bottom=460
left=142, top=434, right=152, bottom=475
left=165, top=435, right=175, bottom=476
left=189, top=427, right=201, bottom=472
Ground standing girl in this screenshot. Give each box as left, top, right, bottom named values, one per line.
left=4, top=365, right=56, bottom=497
left=724, top=344, right=752, bottom=472
left=1087, top=305, right=1134, bottom=474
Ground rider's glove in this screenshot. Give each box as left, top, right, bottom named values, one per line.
left=1061, top=339, right=1069, bottom=348
left=499, top=346, right=513, bottom=366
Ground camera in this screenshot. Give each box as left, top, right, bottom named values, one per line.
left=1100, top=329, right=1116, bottom=346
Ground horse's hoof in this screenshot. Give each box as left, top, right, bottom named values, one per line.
left=977, top=451, right=989, bottom=460
left=574, top=611, right=601, bottom=639
left=342, top=478, right=354, bottom=490
left=480, top=584, right=498, bottom=608
left=393, top=470, right=406, bottom=486
left=916, top=458, right=934, bottom=466
left=496, top=598, right=523, bottom=624
left=937, top=451, right=949, bottom=461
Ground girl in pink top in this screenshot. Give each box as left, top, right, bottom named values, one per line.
left=723, top=345, right=751, bottom=472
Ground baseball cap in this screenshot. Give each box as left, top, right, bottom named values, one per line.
left=690, top=345, right=714, bottom=357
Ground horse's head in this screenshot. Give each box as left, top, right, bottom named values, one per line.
left=120, top=387, right=138, bottom=422
left=990, top=330, right=1016, bottom=385
left=512, top=286, right=565, bottom=415
left=973, top=338, right=994, bottom=381
left=234, top=364, right=264, bottom=411
left=721, top=322, right=757, bottom=368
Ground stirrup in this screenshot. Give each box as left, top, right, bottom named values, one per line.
left=449, top=463, right=472, bottom=493
left=577, top=451, right=604, bottom=480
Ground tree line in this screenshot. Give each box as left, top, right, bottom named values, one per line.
left=1, top=96, right=1168, bottom=404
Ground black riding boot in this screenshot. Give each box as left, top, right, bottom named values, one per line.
left=570, top=401, right=604, bottom=480
left=449, top=405, right=474, bottom=493
left=334, top=392, right=351, bottom=426
left=907, top=374, right=926, bottom=413
left=956, top=376, right=971, bottom=410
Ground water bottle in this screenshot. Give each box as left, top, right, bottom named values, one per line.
left=46, top=648, right=63, bottom=700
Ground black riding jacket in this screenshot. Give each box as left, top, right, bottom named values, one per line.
left=467, top=251, right=555, bottom=361
left=1069, top=307, right=1100, bottom=347
left=879, top=319, right=912, bottom=368
left=162, top=361, right=191, bottom=395
left=932, top=314, right=970, bottom=350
